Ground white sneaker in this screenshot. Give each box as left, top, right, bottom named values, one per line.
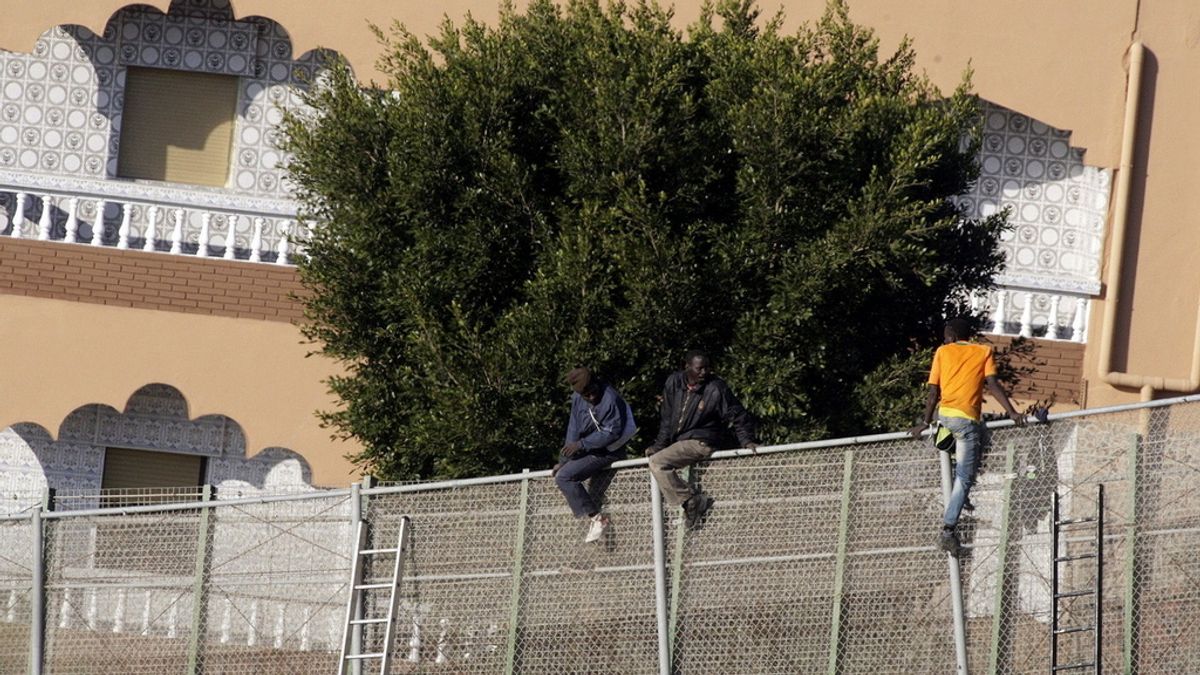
left=584, top=514, right=609, bottom=543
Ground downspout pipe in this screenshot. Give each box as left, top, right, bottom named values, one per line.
left=1097, top=42, right=1199, bottom=403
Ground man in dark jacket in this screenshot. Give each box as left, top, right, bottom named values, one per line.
left=555, top=367, right=636, bottom=543
left=644, top=350, right=757, bottom=527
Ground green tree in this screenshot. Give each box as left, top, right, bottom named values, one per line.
left=281, top=0, right=1010, bottom=480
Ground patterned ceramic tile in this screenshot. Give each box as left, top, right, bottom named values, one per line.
left=0, top=0, right=330, bottom=257
left=961, top=102, right=1112, bottom=338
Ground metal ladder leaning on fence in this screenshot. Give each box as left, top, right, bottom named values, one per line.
left=338, top=515, right=413, bottom=675
left=1050, top=485, right=1104, bottom=674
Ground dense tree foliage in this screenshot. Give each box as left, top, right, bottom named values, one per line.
left=281, top=0, right=1010, bottom=480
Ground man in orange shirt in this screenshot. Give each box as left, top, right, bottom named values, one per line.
left=909, top=318, right=1025, bottom=555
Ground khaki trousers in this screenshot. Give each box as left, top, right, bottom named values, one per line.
left=648, top=439, right=713, bottom=507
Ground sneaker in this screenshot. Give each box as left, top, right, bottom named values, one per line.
left=938, top=529, right=962, bottom=556
left=584, top=514, right=609, bottom=543
left=962, top=498, right=976, bottom=513
left=684, top=492, right=713, bottom=529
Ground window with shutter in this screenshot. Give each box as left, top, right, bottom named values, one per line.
left=117, top=66, right=239, bottom=187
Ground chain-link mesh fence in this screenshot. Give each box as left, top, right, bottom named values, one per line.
left=4, top=397, right=1200, bottom=672
left=0, top=517, right=33, bottom=673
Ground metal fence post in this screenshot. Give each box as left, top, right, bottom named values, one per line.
left=29, top=506, right=45, bottom=675
left=666, top=467, right=690, bottom=666
left=826, top=449, right=855, bottom=675
left=650, top=475, right=669, bottom=675
left=1123, top=433, right=1141, bottom=675
left=186, top=485, right=214, bottom=675
left=986, top=442, right=1019, bottom=674
left=939, top=451, right=969, bottom=674
left=348, top=481, right=363, bottom=675
left=503, top=469, right=530, bottom=675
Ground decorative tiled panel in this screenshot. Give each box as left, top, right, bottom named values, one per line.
left=965, top=102, right=1111, bottom=293
left=0, top=0, right=331, bottom=252
left=116, top=10, right=259, bottom=78
left=0, top=384, right=318, bottom=502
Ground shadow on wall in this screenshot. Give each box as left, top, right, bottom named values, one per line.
left=0, top=382, right=318, bottom=513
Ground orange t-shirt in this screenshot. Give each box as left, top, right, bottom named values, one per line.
left=928, top=342, right=997, bottom=421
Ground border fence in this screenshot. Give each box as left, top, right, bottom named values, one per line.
left=3, top=394, right=1200, bottom=673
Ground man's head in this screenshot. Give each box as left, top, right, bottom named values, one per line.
left=566, top=367, right=604, bottom=404
left=944, top=318, right=974, bottom=343
left=683, top=350, right=711, bottom=386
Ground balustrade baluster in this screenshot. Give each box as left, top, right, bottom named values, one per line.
left=1019, top=292, right=1034, bottom=337
left=1047, top=295, right=1062, bottom=340
left=249, top=217, right=264, bottom=262
left=112, top=589, right=126, bottom=633
left=91, top=200, right=106, bottom=246
left=1074, top=297, right=1089, bottom=343
left=117, top=203, right=132, bottom=250
left=64, top=197, right=79, bottom=243
left=143, top=206, right=159, bottom=252
left=197, top=212, right=212, bottom=257
left=224, top=214, right=239, bottom=260
left=9, top=192, right=27, bottom=238
left=990, top=289, right=1008, bottom=334
left=37, top=195, right=52, bottom=240
left=275, top=221, right=290, bottom=265
left=170, top=209, right=184, bottom=254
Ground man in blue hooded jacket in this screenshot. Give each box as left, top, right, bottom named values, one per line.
left=555, top=367, right=636, bottom=543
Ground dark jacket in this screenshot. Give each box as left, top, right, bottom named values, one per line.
left=651, top=371, right=756, bottom=449
left=565, top=384, right=634, bottom=454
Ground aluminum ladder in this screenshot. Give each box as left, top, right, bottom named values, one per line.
left=1050, top=485, right=1103, bottom=674
left=338, top=516, right=412, bottom=675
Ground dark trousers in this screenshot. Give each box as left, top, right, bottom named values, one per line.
left=555, top=450, right=623, bottom=518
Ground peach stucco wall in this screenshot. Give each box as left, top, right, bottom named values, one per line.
left=0, top=0, right=1135, bottom=164
left=0, top=293, right=359, bottom=486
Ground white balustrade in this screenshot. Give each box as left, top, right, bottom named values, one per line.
left=167, top=602, right=178, bottom=639
left=1047, top=295, right=1062, bottom=339
left=64, top=197, right=79, bottom=243
left=250, top=217, right=264, bottom=263
left=198, top=212, right=212, bottom=258
left=91, top=200, right=106, bottom=246
left=1018, top=291, right=1034, bottom=338
left=38, top=196, right=52, bottom=240
left=10, top=192, right=26, bottom=238
left=117, top=203, right=132, bottom=250
left=143, top=205, right=159, bottom=252
left=978, top=286, right=1094, bottom=343
left=219, top=596, right=232, bottom=644
left=273, top=603, right=285, bottom=648
left=276, top=223, right=290, bottom=265
left=112, top=589, right=126, bottom=633
left=1075, top=297, right=1090, bottom=343
left=989, top=289, right=1007, bottom=334
left=140, top=590, right=152, bottom=636
left=224, top=214, right=239, bottom=260
left=247, top=598, right=258, bottom=646
left=170, top=208, right=184, bottom=254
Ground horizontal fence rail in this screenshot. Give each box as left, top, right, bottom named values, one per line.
left=3, top=394, right=1200, bottom=673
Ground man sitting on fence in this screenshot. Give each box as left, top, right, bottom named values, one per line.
left=554, top=367, right=636, bottom=543
left=644, top=350, right=758, bottom=529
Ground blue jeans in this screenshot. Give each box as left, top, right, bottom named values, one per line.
left=939, top=415, right=985, bottom=529
left=555, top=450, right=623, bottom=518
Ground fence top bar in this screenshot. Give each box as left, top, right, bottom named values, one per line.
left=39, top=486, right=353, bottom=520
left=360, top=391, right=1200, bottom=497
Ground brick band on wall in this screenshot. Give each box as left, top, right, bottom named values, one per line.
left=985, top=334, right=1085, bottom=407
left=0, top=238, right=306, bottom=323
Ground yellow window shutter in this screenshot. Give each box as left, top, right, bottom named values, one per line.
left=117, top=66, right=239, bottom=187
